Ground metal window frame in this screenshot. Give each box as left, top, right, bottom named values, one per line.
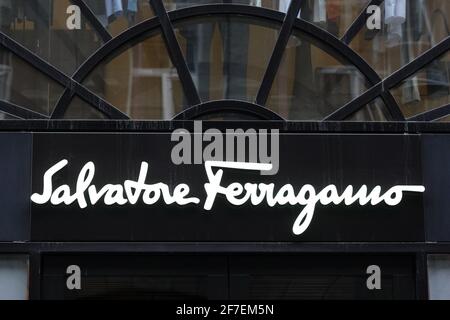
left=0, top=1, right=447, bottom=122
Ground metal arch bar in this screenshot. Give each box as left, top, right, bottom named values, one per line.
left=51, top=5, right=398, bottom=120
left=384, top=36, right=450, bottom=88
left=341, top=0, right=383, bottom=45
left=291, top=19, right=404, bottom=121
left=51, top=17, right=162, bottom=118
left=324, top=83, right=382, bottom=121
left=326, top=36, right=450, bottom=121
left=73, top=87, right=130, bottom=119
left=0, top=31, right=128, bottom=119
left=70, top=0, right=112, bottom=43
left=0, top=100, right=48, bottom=120
left=173, top=100, right=285, bottom=121
left=408, top=104, right=450, bottom=122
left=256, top=0, right=302, bottom=106
left=150, top=0, right=201, bottom=106
left=0, top=32, right=70, bottom=86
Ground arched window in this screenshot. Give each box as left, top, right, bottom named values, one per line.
left=0, top=0, right=448, bottom=121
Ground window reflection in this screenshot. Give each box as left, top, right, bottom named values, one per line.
left=391, top=52, right=450, bottom=119
left=351, top=0, right=450, bottom=78
left=266, top=30, right=387, bottom=121
left=0, top=255, right=29, bottom=300
left=0, top=47, right=63, bottom=116
left=301, top=0, right=370, bottom=38
left=175, top=16, right=280, bottom=102
left=166, top=0, right=370, bottom=38
left=82, top=30, right=186, bottom=119
left=85, top=0, right=154, bottom=37
left=0, top=0, right=103, bottom=75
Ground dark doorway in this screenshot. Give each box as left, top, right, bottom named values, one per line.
left=41, top=253, right=416, bottom=300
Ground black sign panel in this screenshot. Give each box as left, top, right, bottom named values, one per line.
left=31, top=133, right=424, bottom=242
left=0, top=133, right=32, bottom=241
left=422, top=134, right=450, bottom=241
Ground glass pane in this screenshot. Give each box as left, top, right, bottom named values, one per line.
left=390, top=52, right=450, bottom=118
left=164, top=0, right=286, bottom=12
left=0, top=0, right=104, bottom=75
left=350, top=0, right=450, bottom=78
left=267, top=29, right=371, bottom=120
left=83, top=29, right=186, bottom=120
left=346, top=98, right=391, bottom=122
left=301, top=0, right=370, bottom=38
left=0, top=47, right=64, bottom=116
left=64, top=96, right=107, bottom=119
left=0, top=255, right=29, bottom=300
left=174, top=15, right=280, bottom=102
left=85, top=0, right=154, bottom=37
left=428, top=255, right=450, bottom=300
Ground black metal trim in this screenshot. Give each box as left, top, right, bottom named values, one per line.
left=409, top=104, right=450, bottom=122
left=0, top=100, right=48, bottom=120
left=173, top=100, right=284, bottom=120
left=255, top=0, right=302, bottom=105
left=69, top=0, right=112, bottom=42
left=0, top=31, right=129, bottom=119
left=0, top=120, right=449, bottom=133
left=150, top=0, right=201, bottom=106
left=0, top=32, right=69, bottom=86
left=341, top=0, right=383, bottom=45
left=326, top=36, right=450, bottom=120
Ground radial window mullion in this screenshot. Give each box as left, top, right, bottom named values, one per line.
left=70, top=0, right=113, bottom=43
left=256, top=0, right=302, bottom=106
left=341, top=0, right=383, bottom=45
left=150, top=0, right=201, bottom=106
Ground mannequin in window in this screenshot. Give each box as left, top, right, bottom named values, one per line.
left=175, top=0, right=257, bottom=101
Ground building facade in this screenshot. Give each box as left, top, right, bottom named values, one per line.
left=0, top=0, right=449, bottom=300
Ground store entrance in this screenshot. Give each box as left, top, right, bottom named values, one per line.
left=41, top=253, right=416, bottom=300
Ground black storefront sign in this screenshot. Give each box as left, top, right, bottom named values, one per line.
left=30, top=133, right=425, bottom=242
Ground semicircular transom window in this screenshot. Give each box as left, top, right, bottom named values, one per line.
left=0, top=1, right=449, bottom=122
